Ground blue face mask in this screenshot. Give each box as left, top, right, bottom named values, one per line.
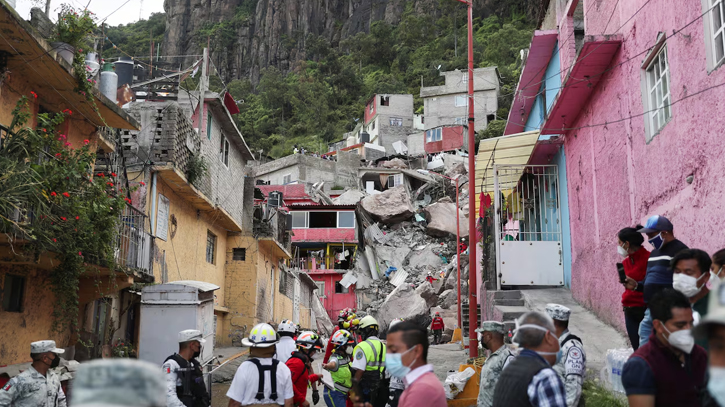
left=708, top=367, right=725, bottom=406
left=385, top=346, right=416, bottom=379
left=649, top=233, right=664, bottom=250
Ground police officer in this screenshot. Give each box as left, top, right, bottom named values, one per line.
left=70, top=359, right=166, bottom=406
left=476, top=321, right=515, bottom=407
left=0, top=340, right=66, bottom=406
left=350, top=316, right=388, bottom=407
left=162, top=330, right=211, bottom=407
left=545, top=304, right=586, bottom=407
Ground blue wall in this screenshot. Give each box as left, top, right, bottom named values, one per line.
left=554, top=146, right=573, bottom=287
left=524, top=43, right=561, bottom=132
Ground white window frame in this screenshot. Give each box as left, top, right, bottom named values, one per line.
left=337, top=211, right=356, bottom=229
left=640, top=38, right=672, bottom=142
left=703, top=0, right=725, bottom=71
left=219, top=136, right=230, bottom=168
left=389, top=117, right=403, bottom=126
left=455, top=95, right=468, bottom=107
left=426, top=128, right=443, bottom=143
left=291, top=211, right=309, bottom=229
left=454, top=117, right=467, bottom=125
left=206, top=231, right=216, bottom=264
left=387, top=173, right=404, bottom=188
left=282, top=174, right=292, bottom=185
left=315, top=281, right=326, bottom=298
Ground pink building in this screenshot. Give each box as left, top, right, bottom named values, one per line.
left=501, top=0, right=725, bottom=330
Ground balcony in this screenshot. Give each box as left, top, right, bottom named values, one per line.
left=115, top=204, right=154, bottom=279
left=254, top=205, right=292, bottom=259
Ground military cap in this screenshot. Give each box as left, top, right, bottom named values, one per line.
left=178, top=329, right=206, bottom=344
left=545, top=304, right=571, bottom=321
left=476, top=321, right=505, bottom=334
left=31, top=340, right=64, bottom=354
left=70, top=359, right=166, bottom=407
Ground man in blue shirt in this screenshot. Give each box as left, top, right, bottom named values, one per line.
left=624, top=215, right=688, bottom=347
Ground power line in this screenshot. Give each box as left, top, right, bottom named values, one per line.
left=100, top=0, right=133, bottom=23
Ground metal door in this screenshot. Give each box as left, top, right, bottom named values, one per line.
left=494, top=164, right=564, bottom=288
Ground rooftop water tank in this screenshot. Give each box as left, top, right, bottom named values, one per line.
left=114, top=57, right=134, bottom=88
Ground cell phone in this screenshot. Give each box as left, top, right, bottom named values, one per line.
left=616, top=263, right=626, bottom=283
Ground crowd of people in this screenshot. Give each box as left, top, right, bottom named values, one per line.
left=292, top=145, right=336, bottom=161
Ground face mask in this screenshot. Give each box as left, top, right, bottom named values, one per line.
left=192, top=343, right=202, bottom=359
left=649, top=233, right=664, bottom=250
left=514, top=324, right=561, bottom=363
left=661, top=323, right=695, bottom=354
left=49, top=355, right=60, bottom=368
left=714, top=267, right=724, bottom=280
left=345, top=347, right=353, bottom=356
left=708, top=367, right=725, bottom=406
left=617, top=245, right=629, bottom=258
left=385, top=346, right=416, bottom=379
left=672, top=273, right=707, bottom=298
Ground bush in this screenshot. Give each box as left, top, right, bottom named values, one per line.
left=581, top=379, right=627, bottom=407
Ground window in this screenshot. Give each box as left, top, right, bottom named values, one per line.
left=2, top=274, right=25, bottom=312
left=389, top=117, right=403, bottom=126
left=387, top=174, right=404, bottom=189
left=219, top=136, right=230, bottom=167
left=338, top=212, right=356, bottom=228
left=335, top=281, right=349, bottom=294
left=206, top=114, right=213, bottom=140
left=315, top=281, right=325, bottom=297
left=292, top=211, right=309, bottom=228
left=462, top=72, right=468, bottom=83
left=206, top=231, right=217, bottom=264
left=282, top=174, right=292, bottom=185
left=380, top=96, right=390, bottom=106
left=643, top=44, right=671, bottom=139
left=705, top=0, right=725, bottom=69
left=309, top=212, right=337, bottom=228
left=233, top=248, right=246, bottom=261
left=421, top=116, right=425, bottom=124
left=371, top=120, right=376, bottom=130
left=455, top=95, right=468, bottom=107
left=454, top=117, right=467, bottom=125
left=487, top=114, right=496, bottom=123
left=426, top=128, right=442, bottom=142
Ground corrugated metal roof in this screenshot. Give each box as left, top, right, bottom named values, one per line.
left=388, top=268, right=409, bottom=287
left=364, top=223, right=390, bottom=244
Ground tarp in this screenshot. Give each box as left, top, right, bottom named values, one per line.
left=223, top=91, right=240, bottom=115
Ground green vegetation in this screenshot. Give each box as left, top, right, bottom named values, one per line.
left=581, top=379, right=628, bottom=407
left=105, top=0, right=535, bottom=157
left=102, top=12, right=166, bottom=60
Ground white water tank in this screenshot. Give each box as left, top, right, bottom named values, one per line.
left=100, top=63, right=118, bottom=103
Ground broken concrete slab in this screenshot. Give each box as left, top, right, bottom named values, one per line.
left=438, top=289, right=457, bottom=309
left=445, top=162, right=468, bottom=178
left=376, top=284, right=431, bottom=330
left=380, top=158, right=408, bottom=169
left=406, top=245, right=444, bottom=270
left=374, top=245, right=411, bottom=270
left=361, top=186, right=415, bottom=225
left=416, top=282, right=438, bottom=308
left=332, top=189, right=366, bottom=205
left=423, top=201, right=470, bottom=238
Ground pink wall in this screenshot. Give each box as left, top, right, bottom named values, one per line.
left=424, top=126, right=466, bottom=154
left=309, top=272, right=357, bottom=320
left=364, top=97, right=377, bottom=125
left=562, top=0, right=725, bottom=330
left=291, top=228, right=357, bottom=243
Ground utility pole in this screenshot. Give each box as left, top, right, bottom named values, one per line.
left=455, top=0, right=478, bottom=358
left=198, top=47, right=209, bottom=136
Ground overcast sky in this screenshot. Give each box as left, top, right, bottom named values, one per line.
left=15, top=0, right=165, bottom=26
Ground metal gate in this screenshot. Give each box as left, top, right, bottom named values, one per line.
left=493, top=164, right=564, bottom=288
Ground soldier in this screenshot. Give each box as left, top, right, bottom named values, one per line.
left=545, top=304, right=586, bottom=407
left=70, top=359, right=166, bottom=406
left=162, top=330, right=211, bottom=407
left=476, top=321, right=515, bottom=407
left=0, top=340, right=67, bottom=406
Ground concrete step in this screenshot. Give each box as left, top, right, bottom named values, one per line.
left=494, top=298, right=525, bottom=307
left=495, top=305, right=529, bottom=321
left=493, top=290, right=522, bottom=300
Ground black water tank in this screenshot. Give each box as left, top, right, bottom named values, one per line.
left=360, top=131, right=370, bottom=143
left=114, top=57, right=134, bottom=88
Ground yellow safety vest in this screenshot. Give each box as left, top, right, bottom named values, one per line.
left=354, top=339, right=386, bottom=372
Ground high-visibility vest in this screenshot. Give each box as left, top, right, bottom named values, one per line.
left=329, top=354, right=352, bottom=392
left=354, top=339, right=386, bottom=372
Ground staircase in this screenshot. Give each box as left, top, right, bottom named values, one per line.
left=492, top=290, right=528, bottom=336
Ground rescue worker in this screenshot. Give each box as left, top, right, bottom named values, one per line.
left=322, top=330, right=355, bottom=407
left=162, top=330, right=211, bottom=407
left=275, top=320, right=298, bottom=363
left=350, top=316, right=389, bottom=407
left=287, top=331, right=323, bottom=407
left=324, top=309, right=359, bottom=364
left=386, top=320, right=405, bottom=407
left=227, top=323, right=294, bottom=407
left=424, top=272, right=438, bottom=285
left=70, top=359, right=166, bottom=407
left=430, top=312, right=445, bottom=345
left=545, top=304, right=586, bottom=407
left=0, top=340, right=67, bottom=406
left=476, top=321, right=515, bottom=407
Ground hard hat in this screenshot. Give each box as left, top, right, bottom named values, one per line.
left=435, top=312, right=440, bottom=316
left=296, top=331, right=322, bottom=350
left=278, top=319, right=296, bottom=334
left=389, top=318, right=403, bottom=329
left=241, top=323, right=279, bottom=348
left=178, top=330, right=206, bottom=344
left=330, top=329, right=354, bottom=348
left=339, top=308, right=355, bottom=321
left=358, top=315, right=379, bottom=329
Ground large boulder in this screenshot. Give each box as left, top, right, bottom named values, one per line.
left=423, top=201, right=470, bottom=238
left=438, top=289, right=457, bottom=309
left=416, top=282, right=438, bottom=308
left=374, top=245, right=411, bottom=270
left=380, top=158, right=408, bottom=169
left=431, top=306, right=458, bottom=331
left=376, top=284, right=431, bottom=331
left=361, top=186, right=415, bottom=225
left=407, top=245, right=444, bottom=270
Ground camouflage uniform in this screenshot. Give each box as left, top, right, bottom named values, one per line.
left=546, top=304, right=586, bottom=407
left=0, top=365, right=66, bottom=407
left=71, top=358, right=166, bottom=407
left=476, top=321, right=515, bottom=407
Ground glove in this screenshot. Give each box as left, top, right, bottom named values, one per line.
left=312, top=390, right=320, bottom=405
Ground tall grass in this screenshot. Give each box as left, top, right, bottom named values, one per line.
left=581, top=379, right=628, bottom=407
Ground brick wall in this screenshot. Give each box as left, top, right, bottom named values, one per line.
left=221, top=235, right=258, bottom=347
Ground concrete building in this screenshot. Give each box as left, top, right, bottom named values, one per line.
left=485, top=0, right=725, bottom=333
left=421, top=68, right=501, bottom=133
left=354, top=94, right=418, bottom=155
left=253, top=150, right=363, bottom=191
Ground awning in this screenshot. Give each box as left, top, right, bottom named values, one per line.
left=474, top=131, right=540, bottom=213
left=540, top=35, right=623, bottom=134
left=503, top=30, right=559, bottom=136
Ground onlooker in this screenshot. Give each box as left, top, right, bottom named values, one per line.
left=618, top=226, right=650, bottom=350
left=693, top=278, right=725, bottom=407
left=671, top=249, right=712, bottom=349
left=625, top=215, right=688, bottom=347
left=621, top=289, right=707, bottom=407
left=492, top=311, right=567, bottom=407
left=711, top=249, right=725, bottom=281
left=476, top=321, right=515, bottom=407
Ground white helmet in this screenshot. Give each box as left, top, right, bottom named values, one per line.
left=330, top=329, right=354, bottom=348
left=278, top=319, right=296, bottom=334
left=241, top=323, right=279, bottom=348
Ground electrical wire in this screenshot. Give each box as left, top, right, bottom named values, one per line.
left=99, top=0, right=134, bottom=23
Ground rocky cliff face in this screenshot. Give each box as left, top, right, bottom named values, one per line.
left=162, top=0, right=538, bottom=84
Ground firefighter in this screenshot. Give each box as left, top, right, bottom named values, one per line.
left=286, top=331, right=323, bottom=407
left=322, top=330, right=355, bottom=407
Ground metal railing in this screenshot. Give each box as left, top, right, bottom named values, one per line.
left=115, top=204, right=153, bottom=276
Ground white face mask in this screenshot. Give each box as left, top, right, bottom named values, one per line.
left=661, top=324, right=695, bottom=354
left=672, top=273, right=707, bottom=298
left=617, top=245, right=628, bottom=258
left=713, top=266, right=724, bottom=280
left=708, top=367, right=725, bottom=406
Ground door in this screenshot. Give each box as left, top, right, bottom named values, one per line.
left=494, top=164, right=564, bottom=287
left=293, top=278, right=301, bottom=323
